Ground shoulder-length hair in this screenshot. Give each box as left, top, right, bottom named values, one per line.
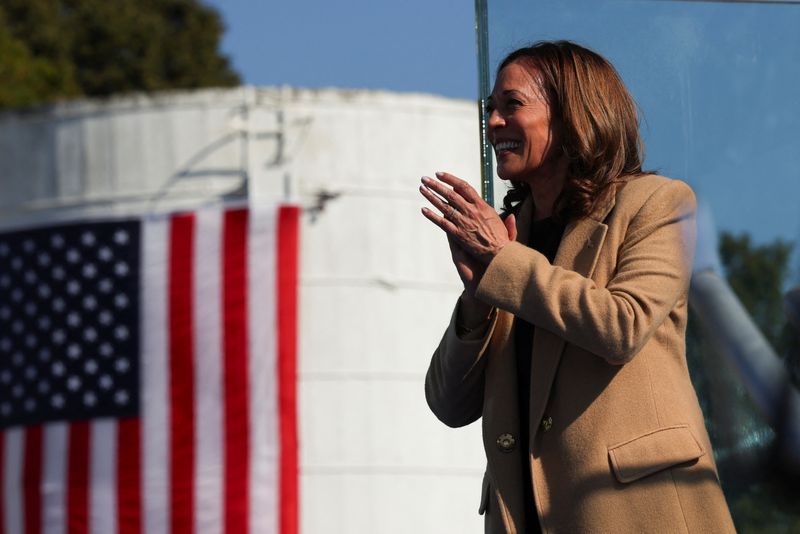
left=497, top=41, right=647, bottom=220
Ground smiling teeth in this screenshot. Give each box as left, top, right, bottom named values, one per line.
left=495, top=141, right=521, bottom=151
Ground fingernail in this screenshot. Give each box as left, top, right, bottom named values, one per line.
left=421, top=176, right=431, bottom=183
left=435, top=171, right=444, bottom=177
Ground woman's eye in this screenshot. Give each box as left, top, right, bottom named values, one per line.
left=507, top=99, right=522, bottom=108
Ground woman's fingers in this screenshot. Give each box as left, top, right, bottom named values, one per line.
left=421, top=176, right=471, bottom=214
left=421, top=206, right=460, bottom=236
left=434, top=171, right=482, bottom=204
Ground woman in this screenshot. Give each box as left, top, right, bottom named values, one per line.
left=420, top=41, right=735, bottom=533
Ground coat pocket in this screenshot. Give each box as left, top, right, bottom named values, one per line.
left=478, top=472, right=490, bottom=515
left=608, top=424, right=705, bottom=484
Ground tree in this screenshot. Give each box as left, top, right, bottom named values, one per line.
left=687, top=231, right=800, bottom=532
left=0, top=0, right=240, bottom=110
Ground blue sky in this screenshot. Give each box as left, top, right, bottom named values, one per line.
left=207, top=0, right=800, bottom=268
left=206, top=0, right=477, bottom=99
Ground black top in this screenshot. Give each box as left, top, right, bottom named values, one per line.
left=514, top=215, right=565, bottom=533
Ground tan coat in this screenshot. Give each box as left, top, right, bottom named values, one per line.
left=425, top=174, right=735, bottom=533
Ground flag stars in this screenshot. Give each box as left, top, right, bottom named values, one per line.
left=66, top=248, right=81, bottom=264
left=11, top=384, right=24, bottom=398
left=52, top=297, right=66, bottom=312
left=0, top=307, right=9, bottom=320
left=114, top=390, right=129, bottom=405
left=51, top=234, right=65, bottom=249
left=83, top=295, right=98, bottom=311
left=12, top=352, right=23, bottom=366
left=98, top=246, right=113, bottom=262
left=114, top=261, right=129, bottom=277
left=11, top=289, right=23, bottom=303
left=24, top=302, right=37, bottom=316
left=38, top=347, right=51, bottom=362
left=38, top=315, right=52, bottom=331
left=0, top=337, right=10, bottom=352
left=52, top=329, right=66, bottom=345
left=0, top=371, right=11, bottom=384
left=24, top=398, right=36, bottom=412
left=114, top=293, right=129, bottom=309
left=51, top=394, right=65, bottom=409
left=11, top=257, right=23, bottom=270
left=84, top=359, right=98, bottom=374
left=37, top=251, right=51, bottom=267
left=67, top=312, right=82, bottom=328
left=82, top=263, right=98, bottom=279
left=0, top=274, right=9, bottom=288
left=0, top=403, right=10, bottom=416
left=83, top=327, right=98, bottom=342
left=99, top=310, right=113, bottom=326
left=99, top=374, right=113, bottom=391
left=24, top=366, right=37, bottom=381
left=67, top=279, right=82, bottom=296
left=98, top=278, right=113, bottom=294
left=81, top=231, right=96, bottom=247
left=52, top=265, right=66, bottom=280
left=67, top=375, right=82, bottom=392
left=99, top=342, right=113, bottom=358
left=83, top=391, right=97, bottom=407
left=22, top=239, right=36, bottom=253
left=115, top=357, right=130, bottom=373
left=38, top=380, right=50, bottom=394
left=38, top=284, right=52, bottom=299
left=67, top=343, right=82, bottom=359
left=114, top=325, right=129, bottom=341
left=52, top=361, right=65, bottom=377
left=0, top=243, right=8, bottom=256
left=24, top=270, right=37, bottom=284
left=113, top=229, right=129, bottom=245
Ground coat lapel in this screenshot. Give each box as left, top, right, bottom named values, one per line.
left=527, top=184, right=620, bottom=442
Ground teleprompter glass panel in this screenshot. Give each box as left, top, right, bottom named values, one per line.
left=480, top=0, right=800, bottom=528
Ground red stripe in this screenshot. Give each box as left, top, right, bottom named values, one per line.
left=117, top=418, right=142, bottom=534
left=23, top=426, right=42, bottom=534
left=169, top=214, right=196, bottom=534
left=277, top=206, right=300, bottom=534
left=67, top=422, right=90, bottom=534
left=0, top=432, right=5, bottom=534
left=223, top=208, right=250, bottom=534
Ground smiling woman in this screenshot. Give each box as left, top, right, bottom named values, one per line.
left=420, top=41, right=736, bottom=534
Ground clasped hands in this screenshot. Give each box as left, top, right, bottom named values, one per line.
left=420, top=172, right=517, bottom=301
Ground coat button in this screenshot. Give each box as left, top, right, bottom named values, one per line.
left=496, top=433, right=516, bottom=452
left=541, top=415, right=553, bottom=432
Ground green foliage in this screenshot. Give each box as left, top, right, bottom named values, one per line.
left=0, top=0, right=240, bottom=110
left=687, top=230, right=800, bottom=532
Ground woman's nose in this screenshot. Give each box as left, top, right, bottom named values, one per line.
left=487, top=108, right=504, bottom=130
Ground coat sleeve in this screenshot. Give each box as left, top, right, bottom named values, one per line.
left=474, top=179, right=696, bottom=365
left=424, top=297, right=497, bottom=428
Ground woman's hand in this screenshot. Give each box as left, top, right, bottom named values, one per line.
left=420, top=172, right=517, bottom=266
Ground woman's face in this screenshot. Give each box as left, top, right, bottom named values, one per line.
left=488, top=61, right=563, bottom=184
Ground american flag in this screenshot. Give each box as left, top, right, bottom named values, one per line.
left=0, top=204, right=299, bottom=534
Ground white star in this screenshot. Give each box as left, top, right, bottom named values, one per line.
left=81, top=232, right=96, bottom=247
left=98, top=246, right=113, bottom=262
left=38, top=284, right=52, bottom=299
left=82, top=263, right=98, bottom=279
left=51, top=394, right=65, bottom=408
left=38, top=380, right=50, bottom=394
left=99, top=342, right=113, bottom=357
left=67, top=312, right=82, bottom=327
left=24, top=398, right=36, bottom=412
left=66, top=248, right=81, bottom=264
left=11, top=257, right=22, bottom=270
left=83, top=391, right=97, bottom=407
left=0, top=243, right=8, bottom=256
left=67, top=344, right=82, bottom=359
left=0, top=371, right=11, bottom=384
left=11, top=384, right=24, bottom=398
left=114, top=262, right=129, bottom=277
left=38, top=315, right=52, bottom=331
left=22, top=239, right=35, bottom=253
left=51, top=234, right=65, bottom=249
left=0, top=307, right=9, bottom=320
left=0, top=403, right=10, bottom=416
left=52, top=297, right=65, bottom=312
left=24, top=366, right=37, bottom=380
left=11, top=289, right=23, bottom=302
left=11, top=320, right=24, bottom=333
left=24, top=270, right=36, bottom=285
left=114, top=294, right=129, bottom=309
left=52, top=361, right=65, bottom=376
left=99, top=310, right=113, bottom=325
left=24, top=334, right=37, bottom=348
left=84, top=359, right=98, bottom=374
left=114, top=325, right=129, bottom=340
left=83, top=295, right=98, bottom=310
left=98, top=278, right=113, bottom=294
left=115, top=357, right=130, bottom=373
left=37, top=251, right=51, bottom=267
left=114, top=390, right=129, bottom=405
left=67, top=280, right=82, bottom=295
left=38, top=347, right=51, bottom=361
left=52, top=265, right=66, bottom=280
left=99, top=374, right=113, bottom=390
left=0, top=337, right=10, bottom=351
left=0, top=274, right=10, bottom=287
left=83, top=327, right=98, bottom=342
left=67, top=375, right=82, bottom=391
left=114, top=229, right=129, bottom=245
left=52, top=329, right=66, bottom=345
left=24, top=302, right=37, bottom=316
left=11, top=351, right=23, bottom=366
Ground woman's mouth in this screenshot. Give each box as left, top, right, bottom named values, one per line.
left=494, top=140, right=521, bottom=154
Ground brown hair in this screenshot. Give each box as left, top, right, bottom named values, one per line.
left=497, top=41, right=647, bottom=220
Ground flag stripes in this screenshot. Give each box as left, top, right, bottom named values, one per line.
left=0, top=204, right=299, bottom=534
